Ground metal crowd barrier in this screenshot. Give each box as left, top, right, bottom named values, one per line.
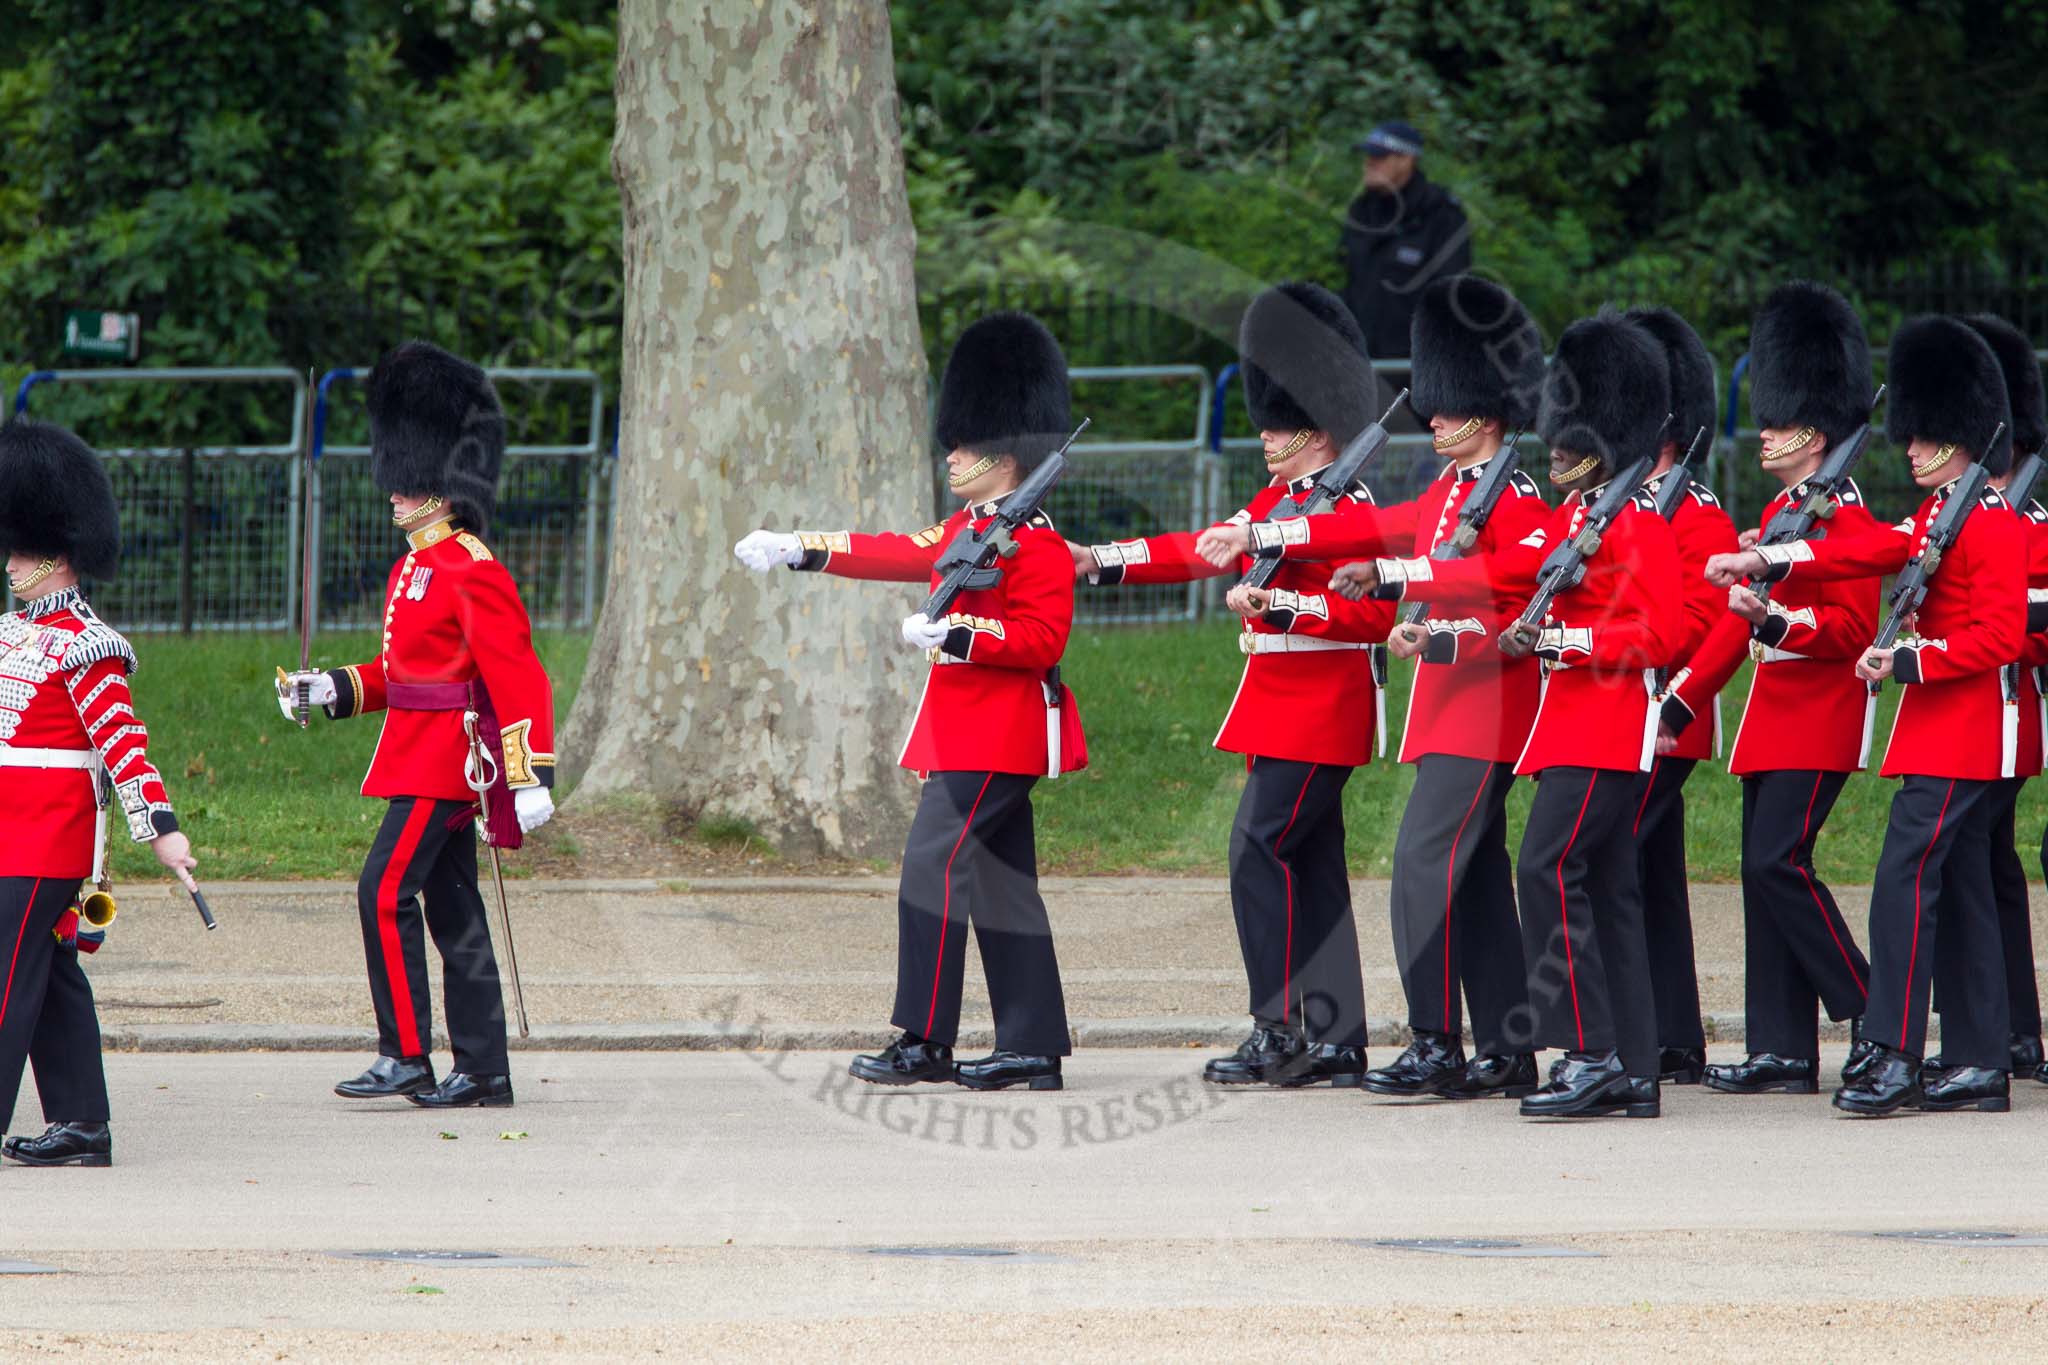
left=930, top=364, right=1214, bottom=624
left=8, top=368, right=309, bottom=631
left=311, top=367, right=609, bottom=634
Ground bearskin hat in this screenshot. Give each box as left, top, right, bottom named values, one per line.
left=933, top=312, right=1071, bottom=471
left=0, top=419, right=120, bottom=581
left=1538, top=310, right=1672, bottom=470
left=1410, top=275, right=1545, bottom=429
left=1238, top=281, right=1376, bottom=448
left=1747, top=281, right=1872, bottom=448
left=1885, top=314, right=2014, bottom=476
left=1624, top=306, right=1717, bottom=452
left=367, top=341, right=507, bottom=536
left=1963, top=313, right=2045, bottom=458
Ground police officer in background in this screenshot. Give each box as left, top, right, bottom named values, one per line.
left=1339, top=121, right=1473, bottom=363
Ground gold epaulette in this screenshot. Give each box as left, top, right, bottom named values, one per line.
left=454, top=531, right=495, bottom=562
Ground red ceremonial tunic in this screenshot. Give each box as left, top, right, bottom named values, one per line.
left=1672, top=479, right=1881, bottom=776
left=326, top=520, right=558, bottom=801
left=1382, top=489, right=1682, bottom=776
left=2006, top=497, right=2047, bottom=778
left=0, top=587, right=175, bottom=878
left=1088, top=469, right=1396, bottom=768
left=1259, top=454, right=1548, bottom=765
left=1752, top=478, right=2026, bottom=781
left=1645, top=472, right=1740, bottom=762
left=793, top=496, right=1082, bottom=778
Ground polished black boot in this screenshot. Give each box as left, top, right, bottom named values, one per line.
left=1659, top=1047, right=1707, bottom=1085
left=1842, top=1017, right=1877, bottom=1086
left=1361, top=1031, right=1466, bottom=1097
left=848, top=1034, right=955, bottom=1086
left=1441, top=1053, right=1539, bottom=1100
left=1201, top=1024, right=1306, bottom=1086
left=1286, top=1043, right=1367, bottom=1088
left=2009, top=1035, right=2044, bottom=1075
left=334, top=1054, right=436, bottom=1099
left=1520, top=1052, right=1659, bottom=1119
left=407, top=1073, right=514, bottom=1108
left=955, top=1052, right=1062, bottom=1091
left=1919, top=1065, right=2010, bottom=1113
left=1703, top=1054, right=1818, bottom=1095
left=2, top=1122, right=111, bottom=1168
left=1832, top=1043, right=1921, bottom=1116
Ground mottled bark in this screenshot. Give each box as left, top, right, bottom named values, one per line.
left=565, top=0, right=926, bottom=857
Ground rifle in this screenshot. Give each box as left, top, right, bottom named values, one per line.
left=1747, top=386, right=1885, bottom=606
left=1867, top=429, right=2004, bottom=694
left=918, top=419, right=1088, bottom=621
left=1507, top=415, right=1674, bottom=640
left=1401, top=432, right=1523, bottom=627
left=1236, top=390, right=1409, bottom=594
left=1652, top=425, right=1712, bottom=522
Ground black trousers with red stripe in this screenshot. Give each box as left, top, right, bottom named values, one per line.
left=1740, top=771, right=1870, bottom=1060
left=892, top=771, right=1070, bottom=1056
left=1227, top=757, right=1366, bottom=1048
left=1635, top=757, right=1706, bottom=1052
left=0, top=876, right=109, bottom=1135
left=1933, top=775, right=2042, bottom=1047
left=1512, top=767, right=1657, bottom=1079
left=357, top=797, right=509, bottom=1075
left=1388, top=755, right=1526, bottom=1054
left=1864, top=775, right=2004, bottom=1067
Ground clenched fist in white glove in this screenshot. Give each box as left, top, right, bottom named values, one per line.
left=734, top=530, right=803, bottom=572
left=901, top=612, right=952, bottom=650
left=275, top=670, right=336, bottom=721
left=514, top=786, right=555, bottom=834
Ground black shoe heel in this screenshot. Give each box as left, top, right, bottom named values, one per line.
left=1026, top=1074, right=1063, bottom=1092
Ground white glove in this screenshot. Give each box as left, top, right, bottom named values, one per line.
left=734, top=530, right=803, bottom=572
left=275, top=670, right=336, bottom=721
left=514, top=786, right=555, bottom=834
left=901, top=612, right=952, bottom=650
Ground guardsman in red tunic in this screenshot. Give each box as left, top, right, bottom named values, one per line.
left=0, top=421, right=197, bottom=1168
left=1194, top=275, right=1549, bottom=1100
left=1074, top=282, right=1395, bottom=1088
left=1927, top=313, right=2048, bottom=1081
left=279, top=343, right=556, bottom=1110
left=735, top=312, right=1083, bottom=1092
left=1710, top=314, right=2026, bottom=1116
left=1345, top=311, right=1683, bottom=1118
left=1673, top=282, right=1879, bottom=1096
left=1625, top=307, right=1740, bottom=1086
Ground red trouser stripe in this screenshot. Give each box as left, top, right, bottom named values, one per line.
left=928, top=773, right=995, bottom=1039
left=1632, top=759, right=1659, bottom=835
left=376, top=801, right=438, bottom=1058
left=1273, top=763, right=1320, bottom=1026
left=1441, top=773, right=1491, bottom=1034
left=0, top=878, right=42, bottom=1036
left=1796, top=771, right=1866, bottom=996
left=1556, top=773, right=1599, bottom=1050
left=1900, top=779, right=1957, bottom=1044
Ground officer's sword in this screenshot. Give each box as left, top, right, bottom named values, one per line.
left=464, top=713, right=531, bottom=1038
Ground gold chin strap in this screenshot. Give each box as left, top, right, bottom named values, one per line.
left=1265, top=429, right=1315, bottom=466
left=1913, top=442, right=1959, bottom=478
left=392, top=494, right=446, bottom=528
left=948, top=454, right=999, bottom=488
left=1760, top=426, right=1817, bottom=466
left=8, top=557, right=56, bottom=594
left=1433, top=416, right=1484, bottom=450
left=1549, top=455, right=1600, bottom=486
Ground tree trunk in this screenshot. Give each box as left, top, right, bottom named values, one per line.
left=564, top=0, right=926, bottom=857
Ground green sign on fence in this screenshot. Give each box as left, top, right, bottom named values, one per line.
left=62, top=310, right=141, bottom=361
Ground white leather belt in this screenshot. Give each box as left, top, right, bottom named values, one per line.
left=0, top=746, right=96, bottom=769
left=1750, top=643, right=1808, bottom=664
left=1239, top=634, right=1371, bottom=656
